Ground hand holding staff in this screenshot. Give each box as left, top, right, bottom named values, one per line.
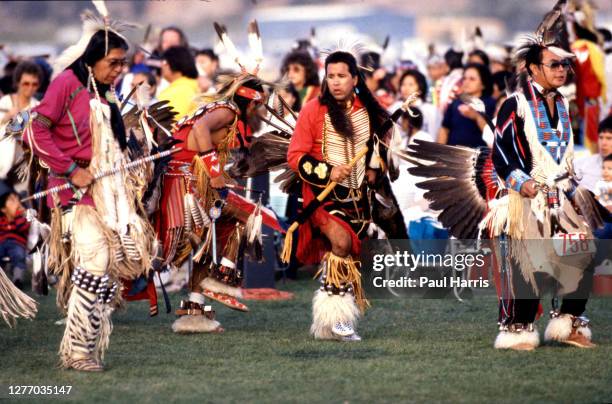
left=280, top=146, right=368, bottom=263
left=21, top=148, right=181, bottom=203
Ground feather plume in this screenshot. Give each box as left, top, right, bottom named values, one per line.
left=31, top=248, right=49, bottom=296
left=214, top=22, right=242, bottom=67
left=52, top=10, right=133, bottom=77
left=537, top=0, right=566, bottom=43
left=92, top=0, right=109, bottom=17
left=274, top=168, right=299, bottom=194
left=514, top=0, right=570, bottom=64
left=320, top=39, right=371, bottom=71
left=247, top=19, right=263, bottom=64
left=136, top=81, right=151, bottom=111
left=473, top=26, right=485, bottom=50
left=387, top=125, right=402, bottom=181
left=277, top=93, right=299, bottom=121
left=263, top=103, right=295, bottom=131
left=228, top=131, right=291, bottom=178
left=382, top=35, right=390, bottom=51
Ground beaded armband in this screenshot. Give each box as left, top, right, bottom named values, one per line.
left=199, top=149, right=222, bottom=179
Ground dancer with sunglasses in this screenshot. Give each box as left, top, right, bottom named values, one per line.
left=406, top=1, right=605, bottom=352
left=24, top=8, right=156, bottom=371
left=490, top=1, right=599, bottom=351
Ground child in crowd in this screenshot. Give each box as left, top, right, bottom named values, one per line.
left=0, top=182, right=30, bottom=289
left=594, top=154, right=612, bottom=213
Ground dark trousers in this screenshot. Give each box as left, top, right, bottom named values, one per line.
left=0, top=239, right=27, bottom=281
left=498, top=258, right=593, bottom=324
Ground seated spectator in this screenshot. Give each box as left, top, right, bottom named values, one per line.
left=280, top=50, right=320, bottom=105
left=0, top=61, right=42, bottom=183
left=593, top=154, right=612, bottom=240
left=575, top=115, right=612, bottom=192
left=158, top=46, right=199, bottom=119
left=119, top=64, right=157, bottom=110
left=0, top=60, right=42, bottom=127
left=131, top=66, right=158, bottom=105
left=594, top=154, right=612, bottom=211
left=438, top=63, right=495, bottom=147
left=0, top=182, right=30, bottom=289
left=195, top=48, right=219, bottom=93
left=389, top=69, right=441, bottom=141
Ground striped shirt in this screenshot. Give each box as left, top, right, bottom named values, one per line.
left=0, top=210, right=30, bottom=247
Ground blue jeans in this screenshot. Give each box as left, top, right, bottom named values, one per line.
left=0, top=239, right=27, bottom=281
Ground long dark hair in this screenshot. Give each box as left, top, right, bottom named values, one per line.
left=399, top=69, right=428, bottom=102
left=68, top=30, right=129, bottom=150
left=280, top=51, right=320, bottom=87
left=319, top=51, right=389, bottom=138
left=464, top=62, right=493, bottom=98
left=233, top=78, right=264, bottom=146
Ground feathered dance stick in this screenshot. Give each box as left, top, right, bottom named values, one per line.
left=263, top=103, right=296, bottom=131
left=259, top=116, right=293, bottom=138
left=276, top=93, right=299, bottom=121
left=21, top=148, right=181, bottom=203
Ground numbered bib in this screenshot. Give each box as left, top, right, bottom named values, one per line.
left=553, top=233, right=596, bottom=257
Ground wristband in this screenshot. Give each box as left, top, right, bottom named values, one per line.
left=200, top=150, right=222, bottom=179
left=64, top=162, right=78, bottom=178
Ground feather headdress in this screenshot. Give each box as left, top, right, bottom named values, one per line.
left=513, top=0, right=574, bottom=65
left=214, top=19, right=263, bottom=76
left=320, top=39, right=373, bottom=72
left=52, top=1, right=133, bottom=78
left=198, top=20, right=282, bottom=107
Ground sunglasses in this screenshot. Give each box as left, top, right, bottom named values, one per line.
left=106, top=58, right=128, bottom=69
left=540, top=60, right=572, bottom=70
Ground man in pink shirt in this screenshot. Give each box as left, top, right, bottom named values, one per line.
left=25, top=14, right=153, bottom=372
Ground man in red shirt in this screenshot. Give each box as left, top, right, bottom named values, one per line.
left=287, top=51, right=392, bottom=342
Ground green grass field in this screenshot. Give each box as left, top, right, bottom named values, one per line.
left=1, top=277, right=612, bottom=403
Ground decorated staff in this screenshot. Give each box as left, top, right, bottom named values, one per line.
left=21, top=148, right=180, bottom=203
